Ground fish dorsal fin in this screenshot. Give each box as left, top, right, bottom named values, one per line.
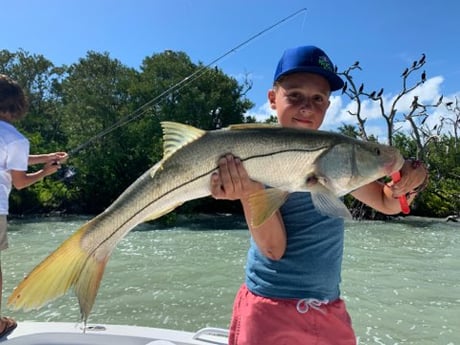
left=160, top=122, right=206, bottom=159
left=149, top=160, right=164, bottom=178
left=228, top=123, right=281, bottom=130
left=248, top=188, right=289, bottom=228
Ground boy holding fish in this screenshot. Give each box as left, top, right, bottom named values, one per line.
left=210, top=45, right=429, bottom=345
left=0, top=74, right=68, bottom=339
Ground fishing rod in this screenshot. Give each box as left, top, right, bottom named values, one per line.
left=68, top=8, right=307, bottom=157
left=20, top=8, right=308, bottom=215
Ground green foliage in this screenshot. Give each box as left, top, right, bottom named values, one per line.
left=420, top=135, right=460, bottom=217
left=3, top=48, right=458, bottom=219
left=4, top=49, right=254, bottom=215
left=339, top=124, right=459, bottom=218
left=54, top=51, right=140, bottom=212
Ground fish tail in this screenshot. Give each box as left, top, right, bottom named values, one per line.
left=8, top=220, right=108, bottom=322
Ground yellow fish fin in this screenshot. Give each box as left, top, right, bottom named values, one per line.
left=142, top=203, right=184, bottom=222
left=149, top=160, right=164, bottom=178
left=75, top=254, right=108, bottom=322
left=8, top=219, right=107, bottom=323
left=228, top=123, right=280, bottom=130
left=160, top=122, right=206, bottom=159
left=248, top=188, right=289, bottom=228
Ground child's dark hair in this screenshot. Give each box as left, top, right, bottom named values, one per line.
left=0, top=74, right=28, bottom=120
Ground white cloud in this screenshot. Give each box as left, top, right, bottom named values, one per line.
left=323, top=76, right=451, bottom=134
left=390, top=76, right=444, bottom=112
left=245, top=100, right=273, bottom=122
left=243, top=76, right=460, bottom=139
left=321, top=95, right=382, bottom=131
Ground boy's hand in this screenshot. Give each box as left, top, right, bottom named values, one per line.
left=391, top=159, right=428, bottom=198
left=211, top=154, right=263, bottom=200
left=48, top=152, right=69, bottom=165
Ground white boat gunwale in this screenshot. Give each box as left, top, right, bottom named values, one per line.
left=2, top=321, right=229, bottom=345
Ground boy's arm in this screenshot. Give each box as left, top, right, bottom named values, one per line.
left=10, top=160, right=61, bottom=190
left=211, top=155, right=287, bottom=260
left=28, top=152, right=68, bottom=166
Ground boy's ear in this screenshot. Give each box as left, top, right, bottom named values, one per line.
left=268, top=89, right=276, bottom=110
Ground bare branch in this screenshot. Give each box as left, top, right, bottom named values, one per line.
left=339, top=53, right=443, bottom=153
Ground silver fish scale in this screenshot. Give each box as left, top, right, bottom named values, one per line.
left=11, top=123, right=403, bottom=325
left=82, top=125, right=402, bottom=258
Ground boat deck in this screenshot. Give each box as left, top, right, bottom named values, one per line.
left=2, top=321, right=229, bottom=345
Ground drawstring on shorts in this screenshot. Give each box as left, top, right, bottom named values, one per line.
left=296, top=298, right=329, bottom=314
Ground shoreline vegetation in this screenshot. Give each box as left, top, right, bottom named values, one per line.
left=8, top=212, right=459, bottom=228
left=2, top=48, right=458, bottom=219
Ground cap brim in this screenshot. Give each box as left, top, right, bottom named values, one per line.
left=277, top=67, right=344, bottom=91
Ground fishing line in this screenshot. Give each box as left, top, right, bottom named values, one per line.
left=68, top=8, right=307, bottom=157
left=22, top=8, right=308, bottom=215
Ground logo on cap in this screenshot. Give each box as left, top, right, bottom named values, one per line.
left=318, top=56, right=333, bottom=72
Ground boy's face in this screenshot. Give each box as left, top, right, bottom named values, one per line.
left=268, top=73, right=331, bottom=130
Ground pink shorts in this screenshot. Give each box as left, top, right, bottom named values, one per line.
left=229, top=284, right=356, bottom=345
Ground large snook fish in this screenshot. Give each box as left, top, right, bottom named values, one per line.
left=8, top=121, right=404, bottom=322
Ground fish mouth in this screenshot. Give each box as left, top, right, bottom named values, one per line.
left=384, top=154, right=405, bottom=176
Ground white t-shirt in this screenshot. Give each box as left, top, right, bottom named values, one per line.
left=0, top=120, right=29, bottom=214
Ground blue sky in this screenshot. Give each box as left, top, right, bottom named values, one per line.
left=4, top=0, right=460, bottom=140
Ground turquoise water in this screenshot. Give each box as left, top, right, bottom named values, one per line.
left=3, top=216, right=459, bottom=345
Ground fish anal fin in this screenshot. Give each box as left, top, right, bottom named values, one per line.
left=142, top=203, right=184, bottom=223
left=249, top=188, right=289, bottom=228
left=75, top=255, right=109, bottom=323
left=160, top=122, right=206, bottom=159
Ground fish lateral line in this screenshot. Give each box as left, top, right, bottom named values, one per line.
left=85, top=147, right=323, bottom=249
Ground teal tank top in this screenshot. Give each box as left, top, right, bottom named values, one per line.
left=245, top=192, right=344, bottom=301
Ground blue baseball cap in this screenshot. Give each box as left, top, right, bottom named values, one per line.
left=273, top=45, right=344, bottom=91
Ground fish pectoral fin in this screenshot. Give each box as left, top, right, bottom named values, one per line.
left=249, top=188, right=289, bottom=228
left=7, top=219, right=107, bottom=323
left=310, top=185, right=352, bottom=219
